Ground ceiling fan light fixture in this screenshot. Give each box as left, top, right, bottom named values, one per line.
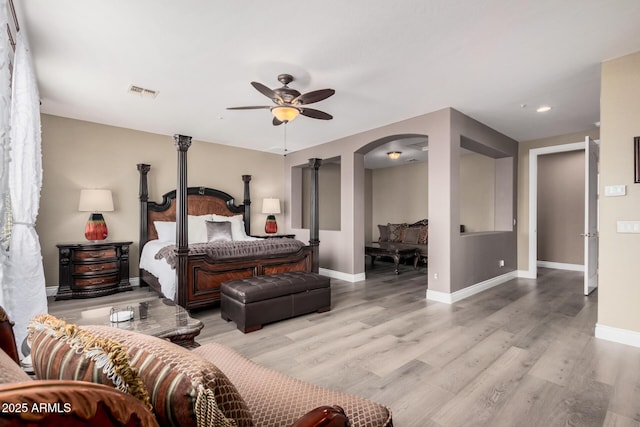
left=387, top=151, right=402, bottom=160
left=272, top=106, right=300, bottom=123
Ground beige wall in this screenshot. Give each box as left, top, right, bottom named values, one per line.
left=516, top=128, right=599, bottom=271
left=599, top=51, right=640, bottom=333
left=38, top=114, right=284, bottom=287
left=459, top=152, right=495, bottom=232
left=537, top=151, right=585, bottom=265
left=370, top=160, right=428, bottom=240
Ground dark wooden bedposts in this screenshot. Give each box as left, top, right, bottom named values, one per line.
left=174, top=134, right=192, bottom=306
left=309, top=158, right=322, bottom=273
left=242, top=175, right=251, bottom=235
left=137, top=163, right=151, bottom=259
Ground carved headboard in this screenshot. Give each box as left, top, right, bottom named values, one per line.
left=137, top=164, right=251, bottom=249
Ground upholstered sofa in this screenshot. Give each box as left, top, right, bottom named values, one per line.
left=377, top=219, right=428, bottom=263
left=1, top=305, right=392, bottom=427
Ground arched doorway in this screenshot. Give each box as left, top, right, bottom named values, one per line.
left=356, top=134, right=429, bottom=274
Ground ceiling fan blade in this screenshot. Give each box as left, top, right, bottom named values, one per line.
left=226, top=106, right=271, bottom=110
left=251, top=82, right=283, bottom=103
left=272, top=117, right=283, bottom=126
left=299, top=107, right=333, bottom=120
left=293, top=88, right=335, bottom=105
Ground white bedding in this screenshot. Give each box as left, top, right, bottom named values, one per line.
left=139, top=240, right=176, bottom=299
left=141, top=214, right=261, bottom=300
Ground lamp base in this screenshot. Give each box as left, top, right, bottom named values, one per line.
left=265, top=215, right=278, bottom=234
left=85, top=213, right=108, bottom=241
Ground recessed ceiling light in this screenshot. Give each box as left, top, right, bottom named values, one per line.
left=536, top=106, right=552, bottom=113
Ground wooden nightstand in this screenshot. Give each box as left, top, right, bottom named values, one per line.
left=55, top=241, right=133, bottom=300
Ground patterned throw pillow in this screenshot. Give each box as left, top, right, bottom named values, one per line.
left=402, top=227, right=420, bottom=244
left=377, top=224, right=389, bottom=242
left=83, top=325, right=254, bottom=427
left=387, top=223, right=406, bottom=242
left=418, top=225, right=428, bottom=244
left=28, top=315, right=151, bottom=410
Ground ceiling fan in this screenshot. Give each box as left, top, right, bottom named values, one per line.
left=227, top=74, right=335, bottom=126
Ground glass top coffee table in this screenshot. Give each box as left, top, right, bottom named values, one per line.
left=64, top=296, right=204, bottom=348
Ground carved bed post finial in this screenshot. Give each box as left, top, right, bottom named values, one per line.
left=242, top=175, right=252, bottom=235
left=137, top=164, right=151, bottom=259
left=137, top=164, right=151, bottom=201
left=308, top=158, right=322, bottom=273
left=174, top=135, right=192, bottom=308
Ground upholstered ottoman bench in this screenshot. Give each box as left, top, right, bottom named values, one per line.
left=220, top=271, right=331, bottom=333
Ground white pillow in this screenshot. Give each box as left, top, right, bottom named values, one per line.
left=211, top=214, right=249, bottom=241
left=154, top=221, right=176, bottom=242
left=187, top=214, right=214, bottom=243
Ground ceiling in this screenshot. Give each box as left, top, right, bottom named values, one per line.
left=13, top=1, right=640, bottom=159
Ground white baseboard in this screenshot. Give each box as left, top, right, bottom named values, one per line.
left=517, top=269, right=537, bottom=279
left=319, top=268, right=366, bottom=283
left=595, top=323, right=640, bottom=348
left=46, top=277, right=141, bottom=298
left=426, top=270, right=518, bottom=304
left=537, top=261, right=584, bottom=272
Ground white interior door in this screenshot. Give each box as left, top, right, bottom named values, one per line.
left=584, top=136, right=599, bottom=295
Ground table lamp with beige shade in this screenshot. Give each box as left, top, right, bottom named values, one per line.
left=262, top=197, right=281, bottom=234
left=78, top=189, right=114, bottom=240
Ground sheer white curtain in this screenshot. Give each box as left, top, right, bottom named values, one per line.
left=6, top=31, right=47, bottom=356
left=0, top=0, right=11, bottom=310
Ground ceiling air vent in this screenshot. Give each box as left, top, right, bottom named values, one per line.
left=128, top=85, right=159, bottom=99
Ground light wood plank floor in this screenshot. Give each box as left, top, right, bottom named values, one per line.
left=49, top=265, right=640, bottom=427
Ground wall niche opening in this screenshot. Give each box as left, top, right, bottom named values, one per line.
left=297, top=156, right=341, bottom=231
left=459, top=136, right=513, bottom=233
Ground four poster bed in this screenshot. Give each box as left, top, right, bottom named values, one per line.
left=137, top=135, right=322, bottom=311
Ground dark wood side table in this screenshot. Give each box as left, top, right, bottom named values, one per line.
left=56, top=241, right=133, bottom=300
left=252, top=234, right=296, bottom=239
left=365, top=242, right=419, bottom=275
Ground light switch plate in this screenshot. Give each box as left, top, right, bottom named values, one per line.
left=605, top=185, right=626, bottom=196
left=617, top=221, right=640, bottom=233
